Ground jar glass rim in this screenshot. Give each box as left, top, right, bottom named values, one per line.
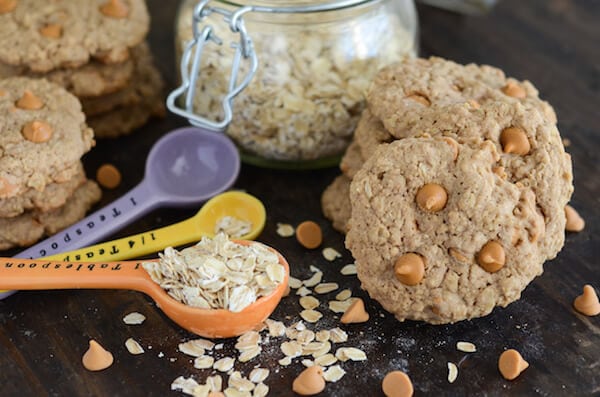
left=215, top=0, right=379, bottom=13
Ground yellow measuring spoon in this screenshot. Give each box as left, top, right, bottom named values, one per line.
left=43, top=191, right=266, bottom=263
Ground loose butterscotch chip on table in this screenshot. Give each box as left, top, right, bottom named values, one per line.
left=382, top=370, right=413, bottom=397
left=498, top=349, right=528, bottom=380
left=296, top=221, right=323, bottom=249
left=573, top=285, right=600, bottom=316
left=564, top=205, right=585, bottom=232
left=96, top=163, right=122, bottom=189
left=292, top=366, right=325, bottom=395
left=340, top=298, right=369, bottom=324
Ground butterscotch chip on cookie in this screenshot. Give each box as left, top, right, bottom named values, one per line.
left=346, top=137, right=551, bottom=323
left=0, top=77, right=94, bottom=199
left=321, top=175, right=352, bottom=234
left=0, top=0, right=149, bottom=72
left=0, top=180, right=101, bottom=250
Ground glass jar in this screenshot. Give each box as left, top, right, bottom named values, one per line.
left=173, top=0, right=418, bottom=169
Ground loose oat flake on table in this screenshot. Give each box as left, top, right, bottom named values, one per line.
left=142, top=233, right=284, bottom=312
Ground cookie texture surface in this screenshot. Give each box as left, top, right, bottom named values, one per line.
left=339, top=140, right=364, bottom=179
left=0, top=180, right=101, bottom=250
left=0, top=77, right=94, bottom=198
left=0, top=161, right=86, bottom=218
left=321, top=175, right=352, bottom=234
left=81, top=42, right=163, bottom=116
left=367, top=57, right=557, bottom=140
left=0, top=56, right=134, bottom=98
left=0, top=0, right=149, bottom=72
left=346, top=138, right=552, bottom=323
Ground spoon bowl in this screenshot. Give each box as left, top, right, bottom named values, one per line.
left=0, top=240, right=289, bottom=338
left=146, top=127, right=240, bottom=205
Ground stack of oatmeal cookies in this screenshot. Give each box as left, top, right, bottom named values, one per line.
left=322, top=57, right=574, bottom=324
left=0, top=0, right=164, bottom=138
left=0, top=77, right=100, bottom=250
left=0, top=0, right=165, bottom=250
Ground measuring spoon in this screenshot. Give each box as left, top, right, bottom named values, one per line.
left=0, top=191, right=265, bottom=300
left=45, top=191, right=266, bottom=263
left=16, top=126, right=240, bottom=260
left=0, top=241, right=289, bottom=338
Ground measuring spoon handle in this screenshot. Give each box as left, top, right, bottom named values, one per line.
left=46, top=216, right=202, bottom=263
left=16, top=181, right=162, bottom=260
left=0, top=258, right=154, bottom=293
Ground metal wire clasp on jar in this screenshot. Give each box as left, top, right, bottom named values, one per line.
left=170, top=0, right=418, bottom=168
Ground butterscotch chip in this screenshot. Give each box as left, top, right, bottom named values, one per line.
left=565, top=205, right=585, bottom=232
left=96, top=163, right=122, bottom=189
left=498, top=349, right=528, bottom=380
left=500, top=127, right=530, bottom=155
left=416, top=183, right=448, bottom=212
left=292, top=366, right=325, bottom=395
left=16, top=90, right=43, bottom=110
left=477, top=241, right=506, bottom=273
left=0, top=0, right=16, bottom=14
left=394, top=253, right=425, bottom=286
left=82, top=340, right=114, bottom=371
left=502, top=81, right=527, bottom=98
left=382, top=370, right=413, bottom=397
left=573, top=285, right=600, bottom=316
left=39, top=24, right=62, bottom=38
left=340, top=298, right=369, bottom=324
left=406, top=93, right=430, bottom=106
left=296, top=221, right=323, bottom=249
left=100, top=0, right=129, bottom=18
left=22, top=120, right=53, bottom=143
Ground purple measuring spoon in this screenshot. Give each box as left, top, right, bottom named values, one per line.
left=0, top=127, right=239, bottom=299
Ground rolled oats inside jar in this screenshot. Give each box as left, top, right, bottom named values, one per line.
left=176, top=0, right=417, bottom=166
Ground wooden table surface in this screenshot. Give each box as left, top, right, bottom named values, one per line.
left=1, top=1, right=598, bottom=396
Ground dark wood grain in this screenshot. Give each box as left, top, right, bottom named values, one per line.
left=1, top=0, right=598, bottom=396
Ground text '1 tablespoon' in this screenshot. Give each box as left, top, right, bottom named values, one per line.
left=0, top=240, right=289, bottom=338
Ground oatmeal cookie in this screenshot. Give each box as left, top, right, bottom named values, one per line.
left=354, top=109, right=393, bottom=161
left=339, top=140, right=364, bottom=179
left=321, top=175, right=352, bottom=234
left=87, top=92, right=166, bottom=138
left=0, top=180, right=101, bottom=250
left=80, top=43, right=163, bottom=117
left=0, top=56, right=134, bottom=98
left=346, top=137, right=551, bottom=323
left=0, top=0, right=149, bottom=72
left=0, top=77, right=94, bottom=199
left=0, top=161, right=86, bottom=218
left=367, top=57, right=557, bottom=139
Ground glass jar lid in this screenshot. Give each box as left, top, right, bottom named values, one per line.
left=216, top=0, right=377, bottom=13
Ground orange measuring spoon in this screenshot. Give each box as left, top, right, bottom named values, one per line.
left=0, top=241, right=289, bottom=338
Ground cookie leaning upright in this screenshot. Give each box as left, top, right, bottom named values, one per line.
left=346, top=137, right=549, bottom=324
left=0, top=0, right=149, bottom=72
left=0, top=77, right=94, bottom=198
